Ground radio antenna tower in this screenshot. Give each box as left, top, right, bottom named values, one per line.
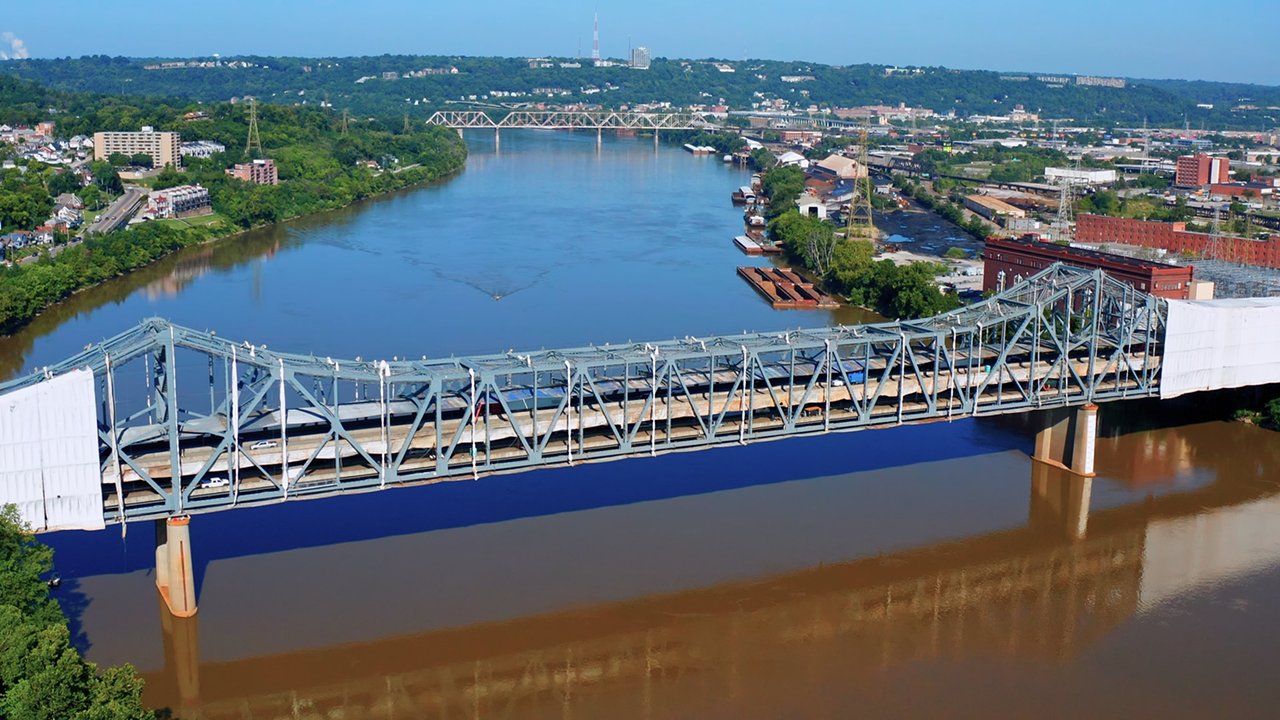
left=592, top=11, right=600, bottom=62
left=845, top=121, right=877, bottom=241
left=245, top=97, right=263, bottom=157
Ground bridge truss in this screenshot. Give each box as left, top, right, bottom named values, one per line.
left=424, top=110, right=710, bottom=131
left=0, top=265, right=1166, bottom=526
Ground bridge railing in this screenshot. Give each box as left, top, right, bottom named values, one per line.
left=0, top=264, right=1166, bottom=525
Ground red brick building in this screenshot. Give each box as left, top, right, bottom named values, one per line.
left=984, top=235, right=1195, bottom=299
left=1207, top=183, right=1274, bottom=200
left=1076, top=214, right=1280, bottom=270
left=226, top=158, right=279, bottom=186
left=1175, top=154, right=1230, bottom=188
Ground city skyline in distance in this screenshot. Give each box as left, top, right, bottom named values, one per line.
left=3, top=0, right=1278, bottom=87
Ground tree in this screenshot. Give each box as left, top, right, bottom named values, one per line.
left=106, top=153, right=130, bottom=167
left=150, top=166, right=183, bottom=191
left=46, top=171, right=81, bottom=198
left=0, top=505, right=152, bottom=719
left=129, top=153, right=153, bottom=168
left=0, top=184, right=52, bottom=231
left=87, top=162, right=123, bottom=194
left=804, top=224, right=837, bottom=275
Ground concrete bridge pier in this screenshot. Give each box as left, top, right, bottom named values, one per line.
left=654, top=129, right=660, bottom=150
left=494, top=128, right=500, bottom=152
left=155, top=516, right=197, bottom=617
left=597, top=127, right=603, bottom=149
left=158, top=592, right=201, bottom=710
left=1032, top=405, right=1098, bottom=477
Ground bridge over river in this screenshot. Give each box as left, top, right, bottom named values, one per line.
left=423, top=110, right=717, bottom=148
left=2, top=263, right=1278, bottom=616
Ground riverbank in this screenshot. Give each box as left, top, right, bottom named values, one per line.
left=0, top=154, right=467, bottom=339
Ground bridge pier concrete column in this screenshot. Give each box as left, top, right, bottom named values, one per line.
left=155, top=517, right=197, bottom=617
left=597, top=127, right=603, bottom=149
left=654, top=130, right=660, bottom=150
left=494, top=128, right=500, bottom=152
left=1031, top=405, right=1098, bottom=477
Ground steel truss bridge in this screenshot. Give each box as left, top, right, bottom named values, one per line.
left=0, top=265, right=1166, bottom=526
left=424, top=110, right=712, bottom=131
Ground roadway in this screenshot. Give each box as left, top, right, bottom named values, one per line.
left=85, top=186, right=146, bottom=235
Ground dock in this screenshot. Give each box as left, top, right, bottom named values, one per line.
left=737, top=267, right=840, bottom=309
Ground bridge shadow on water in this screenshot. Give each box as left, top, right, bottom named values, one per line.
left=45, top=390, right=1271, bottom=638
left=46, top=415, right=1030, bottom=591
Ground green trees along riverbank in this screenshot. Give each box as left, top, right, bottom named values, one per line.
left=0, top=505, right=153, bottom=719
left=0, top=81, right=467, bottom=336
left=757, top=164, right=961, bottom=320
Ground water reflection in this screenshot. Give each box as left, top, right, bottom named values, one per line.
left=0, top=226, right=295, bottom=380
left=124, top=412, right=1280, bottom=719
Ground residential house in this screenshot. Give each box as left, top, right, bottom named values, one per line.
left=55, top=193, right=85, bottom=210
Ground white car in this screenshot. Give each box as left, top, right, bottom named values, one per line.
left=250, top=440, right=279, bottom=450
left=199, top=476, right=230, bottom=489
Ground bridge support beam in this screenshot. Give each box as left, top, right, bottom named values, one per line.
left=654, top=129, right=659, bottom=150
left=494, top=128, right=500, bottom=152
left=597, top=127, right=603, bottom=149
left=155, top=517, right=197, bottom=617
left=1031, top=405, right=1097, bottom=477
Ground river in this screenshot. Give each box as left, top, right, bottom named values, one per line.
left=7, top=131, right=1280, bottom=719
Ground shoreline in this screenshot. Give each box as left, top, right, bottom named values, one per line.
left=0, top=164, right=466, bottom=341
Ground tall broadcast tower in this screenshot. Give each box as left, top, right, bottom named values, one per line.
left=592, top=12, right=600, bottom=62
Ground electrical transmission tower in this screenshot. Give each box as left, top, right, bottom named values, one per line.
left=1207, top=205, right=1223, bottom=262
left=341, top=108, right=350, bottom=137
left=845, top=122, right=877, bottom=241
left=1054, top=178, right=1075, bottom=243
left=245, top=97, right=263, bottom=157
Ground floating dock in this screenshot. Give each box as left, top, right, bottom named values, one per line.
left=733, top=235, right=782, bottom=256
left=738, top=267, right=840, bottom=309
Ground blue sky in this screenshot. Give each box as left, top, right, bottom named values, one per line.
left=4, top=0, right=1277, bottom=86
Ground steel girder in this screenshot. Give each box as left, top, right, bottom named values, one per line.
left=424, top=111, right=709, bottom=130
left=0, top=264, right=1166, bottom=526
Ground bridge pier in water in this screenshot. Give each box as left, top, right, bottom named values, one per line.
left=155, top=517, right=197, bottom=617
left=1032, top=405, right=1098, bottom=477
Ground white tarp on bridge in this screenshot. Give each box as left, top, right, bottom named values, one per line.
left=0, top=369, right=104, bottom=532
left=1161, top=297, right=1280, bottom=399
